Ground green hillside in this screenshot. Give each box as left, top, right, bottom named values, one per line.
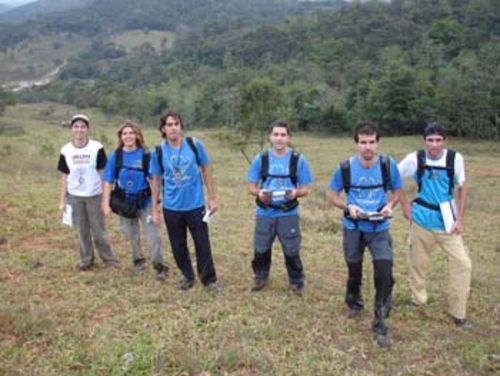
left=2, top=0, right=500, bottom=138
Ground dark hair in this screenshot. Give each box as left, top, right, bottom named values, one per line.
left=159, top=109, right=184, bottom=138
left=354, top=122, right=380, bottom=142
left=268, top=120, right=291, bottom=136
left=423, top=122, right=447, bottom=139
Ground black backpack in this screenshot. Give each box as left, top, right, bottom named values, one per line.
left=416, top=149, right=456, bottom=195
left=256, top=150, right=300, bottom=211
left=114, top=147, right=150, bottom=180
left=155, top=136, right=200, bottom=175
left=340, top=155, right=392, bottom=194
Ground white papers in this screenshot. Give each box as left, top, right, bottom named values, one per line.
left=440, top=199, right=457, bottom=233
left=202, top=208, right=216, bottom=224
left=62, top=204, right=73, bottom=227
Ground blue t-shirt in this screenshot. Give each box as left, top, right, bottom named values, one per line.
left=247, top=149, right=313, bottom=218
left=103, top=148, right=151, bottom=208
left=149, top=137, right=209, bottom=211
left=412, top=165, right=455, bottom=231
left=330, top=155, right=402, bottom=232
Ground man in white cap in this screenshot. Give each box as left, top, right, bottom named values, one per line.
left=57, top=114, right=117, bottom=270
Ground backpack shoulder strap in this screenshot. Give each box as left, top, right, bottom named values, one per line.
left=155, top=145, right=164, bottom=175
left=186, top=136, right=201, bottom=166
left=379, top=154, right=391, bottom=192
left=289, top=150, right=300, bottom=186
left=259, top=150, right=269, bottom=185
left=142, top=150, right=150, bottom=178
left=114, top=148, right=123, bottom=179
left=416, top=149, right=426, bottom=192
left=340, top=159, right=351, bottom=194
left=446, top=149, right=456, bottom=194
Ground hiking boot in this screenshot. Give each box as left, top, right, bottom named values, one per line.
left=78, top=263, right=93, bottom=271
left=454, top=318, right=473, bottom=330
left=177, top=276, right=195, bottom=290
left=375, top=334, right=391, bottom=348
left=153, top=263, right=169, bottom=281
left=204, top=281, right=221, bottom=293
left=134, top=258, right=147, bottom=271
left=251, top=279, right=267, bottom=292
left=289, top=283, right=304, bottom=297
left=346, top=307, right=363, bottom=318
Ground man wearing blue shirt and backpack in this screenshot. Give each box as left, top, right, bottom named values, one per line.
left=398, top=123, right=472, bottom=330
left=328, top=122, right=403, bottom=348
left=247, top=120, right=313, bottom=296
left=150, top=110, right=218, bottom=291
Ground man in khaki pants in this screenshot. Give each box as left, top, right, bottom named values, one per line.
left=398, top=123, right=472, bottom=329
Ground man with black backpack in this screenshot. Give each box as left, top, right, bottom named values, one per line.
left=327, top=122, right=403, bottom=348
left=247, top=120, right=313, bottom=296
left=150, top=110, right=218, bottom=291
left=398, top=122, right=472, bottom=330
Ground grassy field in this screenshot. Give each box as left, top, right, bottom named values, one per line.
left=0, top=103, right=499, bottom=375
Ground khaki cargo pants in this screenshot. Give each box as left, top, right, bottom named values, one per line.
left=408, top=222, right=472, bottom=319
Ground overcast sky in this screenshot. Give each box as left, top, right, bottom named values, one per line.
left=1, top=0, right=35, bottom=6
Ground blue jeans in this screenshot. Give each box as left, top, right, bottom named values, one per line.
left=162, top=207, right=217, bottom=285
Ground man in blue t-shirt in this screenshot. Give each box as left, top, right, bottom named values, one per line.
left=398, top=123, right=472, bottom=330
left=150, top=110, right=218, bottom=291
left=247, top=120, right=313, bottom=296
left=327, top=122, right=403, bottom=348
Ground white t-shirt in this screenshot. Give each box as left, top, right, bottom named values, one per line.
left=58, top=139, right=107, bottom=197
left=398, top=149, right=465, bottom=187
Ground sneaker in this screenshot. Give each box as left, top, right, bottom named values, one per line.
left=78, top=264, right=93, bottom=271
left=346, top=308, right=363, bottom=318
left=204, top=281, right=220, bottom=293
left=454, top=317, right=473, bottom=330
left=134, top=259, right=147, bottom=271
left=289, top=283, right=304, bottom=297
left=251, top=279, right=267, bottom=292
left=375, top=334, right=391, bottom=348
left=155, top=265, right=169, bottom=281
left=177, top=276, right=195, bottom=290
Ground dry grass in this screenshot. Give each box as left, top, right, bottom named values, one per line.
left=0, top=103, right=499, bottom=375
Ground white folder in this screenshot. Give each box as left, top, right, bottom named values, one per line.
left=439, top=199, right=457, bottom=233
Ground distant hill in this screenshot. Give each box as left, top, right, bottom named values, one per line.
left=0, top=0, right=91, bottom=23
left=0, top=3, right=14, bottom=14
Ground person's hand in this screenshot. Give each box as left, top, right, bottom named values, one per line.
left=450, top=219, right=464, bottom=234
left=285, top=189, right=297, bottom=200
left=401, top=201, right=412, bottom=221
left=207, top=198, right=218, bottom=214
left=102, top=202, right=111, bottom=217
left=151, top=210, right=161, bottom=226
left=348, top=204, right=363, bottom=219
left=380, top=204, right=393, bottom=218
left=258, top=190, right=270, bottom=204
left=59, top=200, right=66, bottom=214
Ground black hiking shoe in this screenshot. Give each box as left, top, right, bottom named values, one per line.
left=454, top=318, right=473, bottom=330
left=133, top=258, right=147, bottom=271
left=346, top=307, right=363, bottom=318
left=153, top=263, right=169, bottom=281
left=251, top=279, right=267, bottom=292
left=289, top=283, right=304, bottom=297
left=375, top=334, right=391, bottom=348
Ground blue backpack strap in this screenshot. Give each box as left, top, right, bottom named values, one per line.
left=186, top=136, right=200, bottom=166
